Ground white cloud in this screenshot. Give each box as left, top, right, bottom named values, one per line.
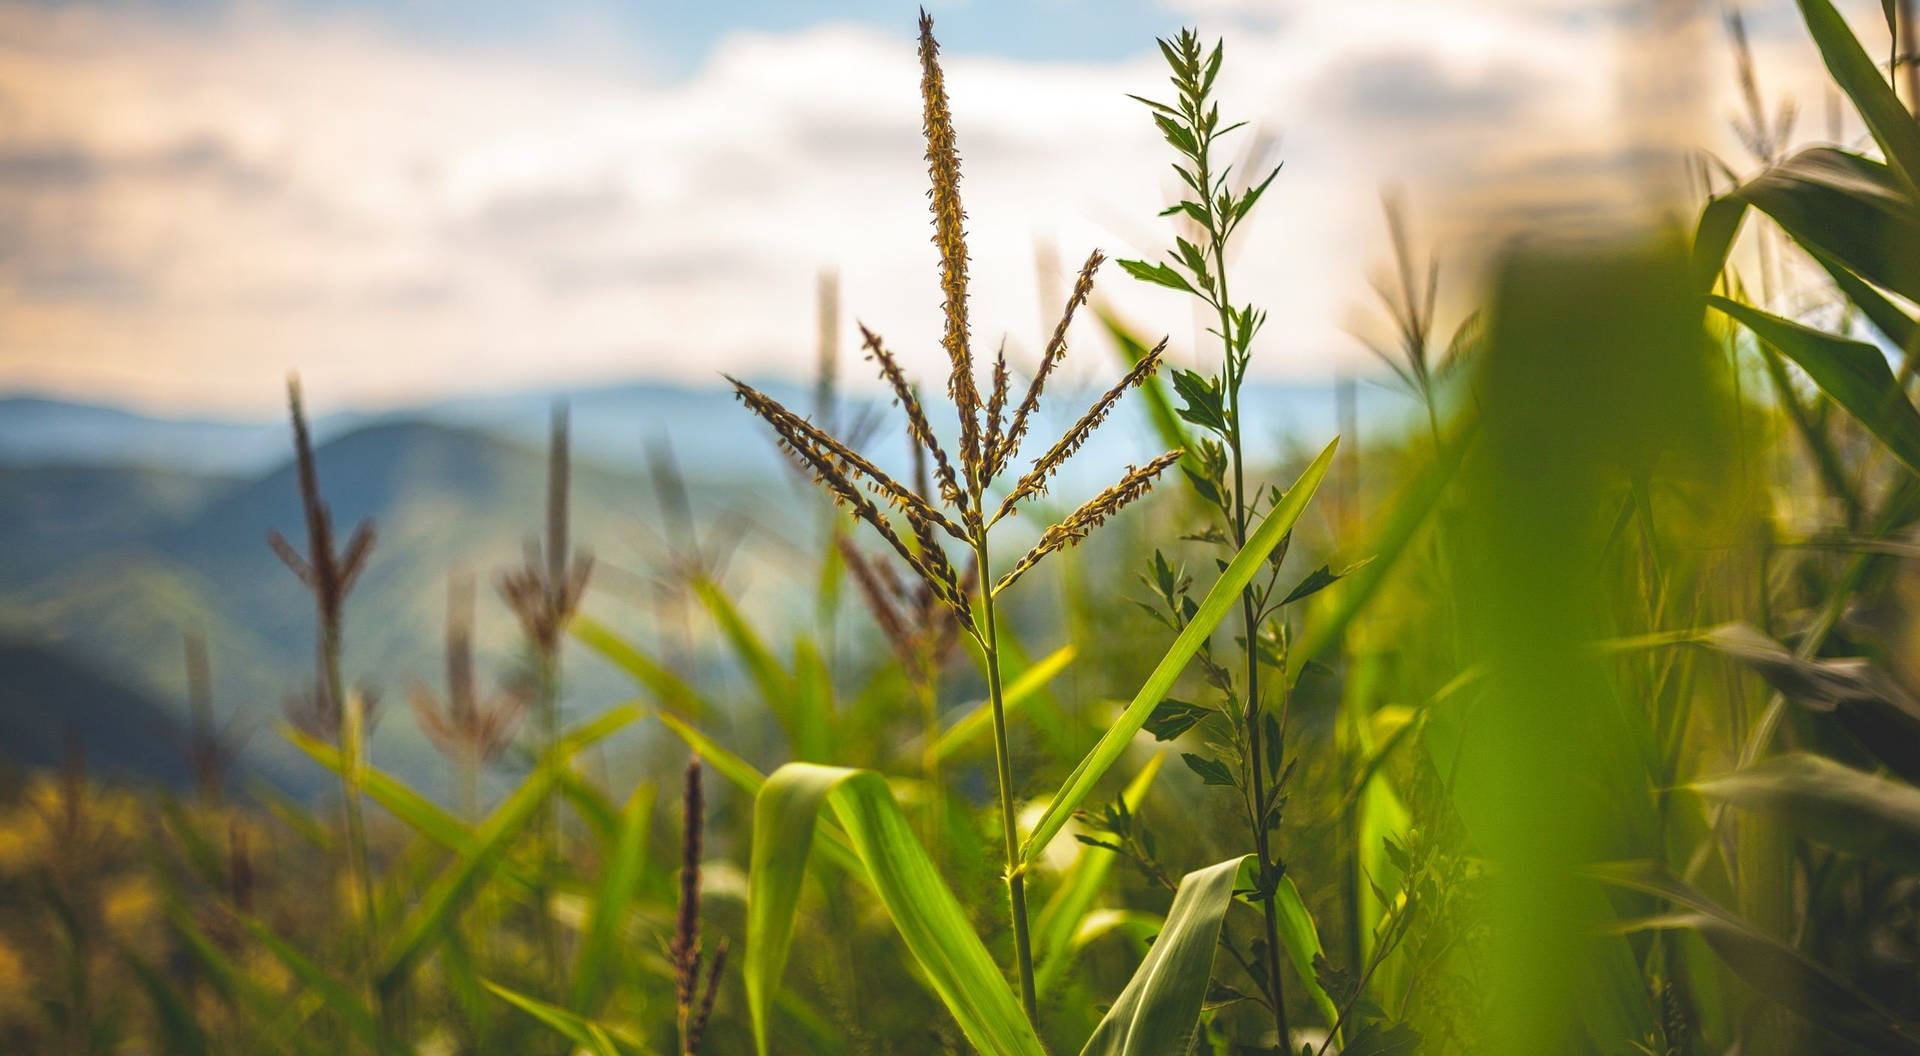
left=0, top=0, right=1889, bottom=415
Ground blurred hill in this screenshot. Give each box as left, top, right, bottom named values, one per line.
left=0, top=376, right=1403, bottom=795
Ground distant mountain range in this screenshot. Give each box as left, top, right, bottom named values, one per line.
left=0, top=377, right=1409, bottom=795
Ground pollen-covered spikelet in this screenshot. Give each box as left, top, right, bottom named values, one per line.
left=916, top=8, right=983, bottom=491
left=996, top=338, right=1168, bottom=520
left=995, top=450, right=1181, bottom=593
left=994, top=249, right=1104, bottom=479
left=860, top=324, right=966, bottom=519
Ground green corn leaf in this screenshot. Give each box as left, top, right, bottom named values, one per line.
left=571, top=781, right=656, bottom=1010
left=1690, top=194, right=1747, bottom=292
left=231, top=910, right=407, bottom=1056
left=1692, top=752, right=1920, bottom=870
left=376, top=762, right=561, bottom=993
left=1024, top=437, right=1337, bottom=866
left=1710, top=294, right=1920, bottom=475
left=1034, top=753, right=1163, bottom=995
left=1795, top=0, right=1920, bottom=193
left=1272, top=875, right=1342, bottom=1036
left=1717, top=148, right=1920, bottom=304
left=572, top=613, right=707, bottom=719
left=747, top=763, right=1046, bottom=1056
left=1589, top=860, right=1920, bottom=1054
left=1810, top=248, right=1918, bottom=355
left=1288, top=427, right=1466, bottom=682
left=929, top=644, right=1078, bottom=764
left=1078, top=854, right=1251, bottom=1056
left=1699, top=623, right=1920, bottom=784
left=483, top=980, right=631, bottom=1056
left=697, top=578, right=822, bottom=757
left=375, top=705, right=639, bottom=993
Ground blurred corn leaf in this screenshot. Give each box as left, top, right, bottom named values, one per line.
left=746, top=762, right=1047, bottom=1056
left=930, top=644, right=1077, bottom=765
left=573, top=613, right=705, bottom=719
left=483, top=980, right=632, bottom=1056
left=1591, top=860, right=1920, bottom=1054
left=1024, top=436, right=1337, bottom=866
left=1077, top=853, right=1250, bottom=1056
left=570, top=781, right=656, bottom=1010
left=1709, top=294, right=1920, bottom=474
left=1794, top=0, right=1920, bottom=190
left=1033, top=751, right=1162, bottom=995
left=1701, top=623, right=1920, bottom=783
left=1697, top=148, right=1920, bottom=302
left=1692, top=752, right=1920, bottom=871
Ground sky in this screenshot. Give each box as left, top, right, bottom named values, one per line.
left=0, top=0, right=1896, bottom=415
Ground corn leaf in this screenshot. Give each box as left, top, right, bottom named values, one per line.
left=571, top=781, right=656, bottom=1010
left=746, top=763, right=1046, bottom=1056
left=1272, top=875, right=1342, bottom=1035
left=483, top=980, right=631, bottom=1056
left=1589, top=860, right=1920, bottom=1054
left=1034, top=752, right=1162, bottom=995
left=1700, top=624, right=1920, bottom=783
left=1692, top=752, right=1920, bottom=871
left=1025, top=437, right=1337, bottom=866
left=1795, top=0, right=1920, bottom=193
left=930, top=644, right=1078, bottom=764
left=1710, top=294, right=1920, bottom=476
left=1079, top=854, right=1250, bottom=1056
left=572, top=613, right=706, bottom=719
left=1715, top=148, right=1920, bottom=304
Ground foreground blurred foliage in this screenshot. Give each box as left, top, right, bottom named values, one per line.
left=8, top=1, right=1920, bottom=1053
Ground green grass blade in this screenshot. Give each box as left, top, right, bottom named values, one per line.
left=375, top=765, right=560, bottom=992
left=1024, top=437, right=1338, bottom=866
left=483, top=980, right=630, bottom=1056
left=231, top=910, right=407, bottom=1056
left=696, top=578, right=795, bottom=704
left=747, top=763, right=1047, bottom=1056
left=287, top=727, right=471, bottom=849
left=571, top=781, right=656, bottom=1009
left=1590, top=860, right=1920, bottom=1053
left=1692, top=752, right=1920, bottom=870
left=1711, top=294, right=1920, bottom=475
left=1795, top=0, right=1920, bottom=193
left=119, top=943, right=211, bottom=1056
left=1288, top=430, right=1466, bottom=682
left=572, top=613, right=707, bottom=719
left=1078, top=854, right=1251, bottom=1056
left=1034, top=751, right=1162, bottom=995
left=930, top=644, right=1078, bottom=765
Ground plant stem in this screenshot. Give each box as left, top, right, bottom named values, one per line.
left=976, top=540, right=1038, bottom=1020
left=1210, top=185, right=1292, bottom=1055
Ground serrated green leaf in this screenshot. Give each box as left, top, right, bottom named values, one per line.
left=1023, top=437, right=1337, bottom=866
